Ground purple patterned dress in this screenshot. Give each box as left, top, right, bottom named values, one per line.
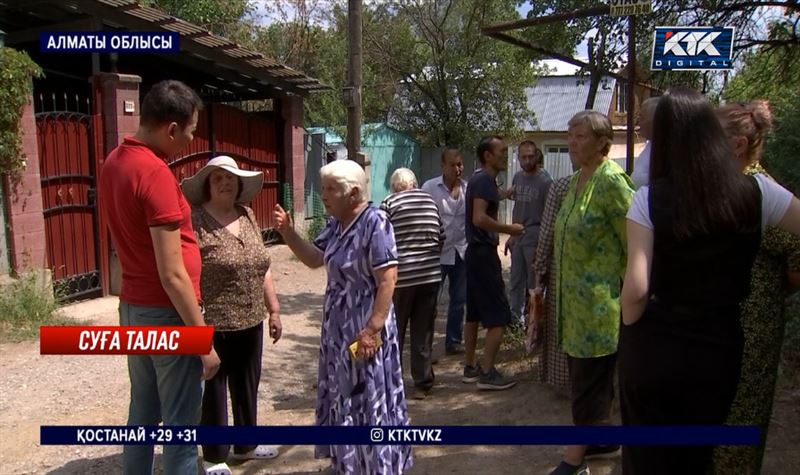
left=312, top=205, right=413, bottom=474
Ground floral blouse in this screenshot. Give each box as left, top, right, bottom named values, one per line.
left=192, top=205, right=271, bottom=332
left=554, top=159, right=634, bottom=358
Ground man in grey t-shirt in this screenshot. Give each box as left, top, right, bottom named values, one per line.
left=505, top=140, right=553, bottom=324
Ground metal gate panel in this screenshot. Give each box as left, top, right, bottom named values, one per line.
left=37, top=110, right=102, bottom=300
left=169, top=104, right=280, bottom=232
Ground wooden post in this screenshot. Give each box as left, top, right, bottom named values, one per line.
left=346, top=0, right=363, bottom=166
left=626, top=15, right=636, bottom=174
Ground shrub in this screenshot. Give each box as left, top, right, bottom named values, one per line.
left=0, top=47, right=43, bottom=175
left=0, top=273, right=70, bottom=341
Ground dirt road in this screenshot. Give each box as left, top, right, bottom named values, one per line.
left=0, top=245, right=797, bottom=474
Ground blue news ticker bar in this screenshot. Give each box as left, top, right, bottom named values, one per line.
left=41, top=426, right=760, bottom=446
left=40, top=32, right=180, bottom=53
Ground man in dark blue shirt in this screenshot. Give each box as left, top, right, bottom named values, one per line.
left=463, top=135, right=524, bottom=390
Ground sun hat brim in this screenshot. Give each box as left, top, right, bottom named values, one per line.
left=180, top=156, right=264, bottom=206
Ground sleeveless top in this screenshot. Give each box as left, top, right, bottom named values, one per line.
left=647, top=178, right=761, bottom=317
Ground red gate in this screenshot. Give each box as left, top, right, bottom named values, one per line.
left=37, top=95, right=104, bottom=301
left=169, top=103, right=280, bottom=232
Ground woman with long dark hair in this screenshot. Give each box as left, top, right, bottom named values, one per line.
left=618, top=88, right=800, bottom=474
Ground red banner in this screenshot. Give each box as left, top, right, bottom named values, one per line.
left=40, top=326, right=215, bottom=355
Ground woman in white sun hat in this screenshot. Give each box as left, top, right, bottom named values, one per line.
left=181, top=155, right=282, bottom=475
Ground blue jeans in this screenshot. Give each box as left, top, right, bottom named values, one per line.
left=120, top=302, right=203, bottom=475
left=441, top=253, right=466, bottom=349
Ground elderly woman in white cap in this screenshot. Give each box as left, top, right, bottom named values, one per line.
left=181, top=155, right=282, bottom=475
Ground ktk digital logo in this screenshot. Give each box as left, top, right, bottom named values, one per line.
left=651, top=26, right=734, bottom=71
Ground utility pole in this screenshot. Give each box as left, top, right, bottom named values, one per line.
left=625, top=15, right=636, bottom=175
left=345, top=0, right=364, bottom=167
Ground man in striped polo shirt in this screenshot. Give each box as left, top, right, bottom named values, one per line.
left=381, top=168, right=444, bottom=399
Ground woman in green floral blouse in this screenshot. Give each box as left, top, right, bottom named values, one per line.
left=712, top=101, right=800, bottom=474
left=548, top=111, right=634, bottom=475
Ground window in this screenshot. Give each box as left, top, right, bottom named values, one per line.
left=616, top=83, right=627, bottom=113
left=544, top=145, right=573, bottom=180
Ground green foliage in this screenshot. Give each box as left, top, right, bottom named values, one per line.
left=306, top=216, right=328, bottom=241
left=723, top=22, right=800, bottom=195
left=0, top=48, right=43, bottom=175
left=518, top=1, right=799, bottom=95
left=721, top=20, right=800, bottom=384
left=0, top=273, right=69, bottom=341
left=253, top=3, right=406, bottom=129
left=780, top=293, right=800, bottom=387
left=143, top=0, right=255, bottom=38
left=763, top=93, right=800, bottom=196
left=373, top=0, right=538, bottom=148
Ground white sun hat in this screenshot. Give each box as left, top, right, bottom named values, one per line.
left=180, top=155, right=264, bottom=206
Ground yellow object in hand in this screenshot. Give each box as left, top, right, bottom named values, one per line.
left=349, top=333, right=383, bottom=360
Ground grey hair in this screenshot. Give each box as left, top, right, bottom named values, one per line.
left=390, top=168, right=418, bottom=192
left=568, top=110, right=614, bottom=156
left=640, top=96, right=660, bottom=119
left=319, top=159, right=368, bottom=203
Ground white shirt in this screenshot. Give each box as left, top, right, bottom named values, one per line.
left=627, top=174, right=793, bottom=231
left=421, top=175, right=468, bottom=265
left=631, top=141, right=651, bottom=189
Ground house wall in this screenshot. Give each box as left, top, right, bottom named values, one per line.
left=363, top=125, right=420, bottom=204
left=282, top=97, right=306, bottom=223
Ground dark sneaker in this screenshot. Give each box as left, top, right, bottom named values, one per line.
left=445, top=344, right=465, bottom=355
left=548, top=461, right=590, bottom=475
left=476, top=367, right=517, bottom=390
left=462, top=364, right=482, bottom=383
left=583, top=444, right=620, bottom=460
left=411, top=386, right=430, bottom=400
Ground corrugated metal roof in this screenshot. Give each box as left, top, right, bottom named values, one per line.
left=523, top=75, right=616, bottom=132
left=82, top=0, right=329, bottom=95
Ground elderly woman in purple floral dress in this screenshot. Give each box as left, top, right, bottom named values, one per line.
left=273, top=159, right=412, bottom=474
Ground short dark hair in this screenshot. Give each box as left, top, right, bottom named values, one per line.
left=140, top=80, right=203, bottom=129
left=650, top=87, right=759, bottom=238
left=518, top=140, right=538, bottom=151
left=518, top=140, right=543, bottom=164
left=441, top=147, right=462, bottom=163
left=476, top=135, right=502, bottom=164
left=202, top=175, right=244, bottom=203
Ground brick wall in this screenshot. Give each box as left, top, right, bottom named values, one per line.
left=91, top=73, right=141, bottom=295
left=3, top=98, right=47, bottom=272
left=282, top=96, right=306, bottom=222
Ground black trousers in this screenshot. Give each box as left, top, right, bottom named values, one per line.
left=201, top=322, right=264, bottom=463
left=618, top=303, right=743, bottom=475
left=568, top=353, right=617, bottom=426
left=393, top=282, right=438, bottom=389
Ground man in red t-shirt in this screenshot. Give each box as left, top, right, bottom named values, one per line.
left=99, top=80, right=220, bottom=475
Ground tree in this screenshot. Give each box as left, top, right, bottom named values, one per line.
left=724, top=21, right=800, bottom=194
left=516, top=1, right=800, bottom=93
left=250, top=1, right=403, bottom=128
left=143, top=0, right=255, bottom=39
left=371, top=0, right=540, bottom=148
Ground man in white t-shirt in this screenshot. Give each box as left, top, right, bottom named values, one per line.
left=631, top=97, right=660, bottom=189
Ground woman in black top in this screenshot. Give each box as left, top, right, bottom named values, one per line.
left=618, top=88, right=800, bottom=475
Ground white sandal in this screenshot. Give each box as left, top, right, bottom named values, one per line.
left=203, top=461, right=232, bottom=475
left=231, top=445, right=279, bottom=460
